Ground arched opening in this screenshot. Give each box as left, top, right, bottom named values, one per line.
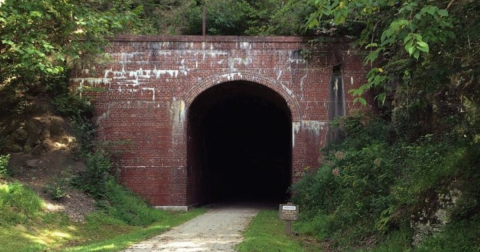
left=187, top=81, right=292, bottom=205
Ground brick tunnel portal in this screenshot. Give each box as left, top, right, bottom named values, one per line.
left=187, top=81, right=292, bottom=205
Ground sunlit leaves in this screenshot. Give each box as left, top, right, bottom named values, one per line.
left=404, top=33, right=429, bottom=59
left=0, top=0, right=140, bottom=85
left=306, top=0, right=456, bottom=105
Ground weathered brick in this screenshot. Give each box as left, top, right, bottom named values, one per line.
left=71, top=35, right=368, bottom=207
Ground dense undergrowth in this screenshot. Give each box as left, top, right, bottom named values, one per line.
left=292, top=114, right=480, bottom=251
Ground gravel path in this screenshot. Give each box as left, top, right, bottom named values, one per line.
left=123, top=203, right=265, bottom=252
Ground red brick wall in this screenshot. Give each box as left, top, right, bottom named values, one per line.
left=70, top=35, right=368, bottom=207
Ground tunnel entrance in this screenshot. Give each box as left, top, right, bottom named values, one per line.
left=187, top=81, right=292, bottom=205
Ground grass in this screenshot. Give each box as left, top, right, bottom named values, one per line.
left=0, top=180, right=205, bottom=252
left=414, top=216, right=480, bottom=252
left=237, top=210, right=325, bottom=252
left=62, top=209, right=205, bottom=252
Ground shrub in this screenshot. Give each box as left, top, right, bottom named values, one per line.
left=0, top=154, right=10, bottom=178
left=292, top=113, right=480, bottom=250
left=52, top=93, right=96, bottom=157
left=72, top=151, right=111, bottom=199
left=43, top=172, right=71, bottom=200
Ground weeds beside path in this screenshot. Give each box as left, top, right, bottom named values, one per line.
left=237, top=210, right=325, bottom=252
left=62, top=209, right=205, bottom=252
left=0, top=178, right=205, bottom=252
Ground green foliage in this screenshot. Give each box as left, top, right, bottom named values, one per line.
left=293, top=212, right=329, bottom=240
left=64, top=209, right=205, bottom=252
left=415, top=216, right=480, bottom=252
left=306, top=0, right=480, bottom=142
left=183, top=0, right=250, bottom=35
left=237, top=210, right=311, bottom=252
left=72, top=151, right=111, bottom=199
left=243, top=0, right=313, bottom=36
left=0, top=181, right=44, bottom=226
left=43, top=171, right=72, bottom=200
left=52, top=89, right=96, bottom=157
left=0, top=179, right=204, bottom=251
left=354, top=228, right=413, bottom=252
left=96, top=179, right=169, bottom=226
left=52, top=94, right=94, bottom=120
left=180, top=0, right=311, bottom=36
left=0, top=154, right=10, bottom=178
left=293, top=114, right=480, bottom=250
left=0, top=0, right=141, bottom=88
left=44, top=180, right=67, bottom=200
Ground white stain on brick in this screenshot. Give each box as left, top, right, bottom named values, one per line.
left=129, top=68, right=151, bottom=79
left=291, top=121, right=326, bottom=147
left=119, top=52, right=142, bottom=64
left=240, top=42, right=251, bottom=50
left=71, top=78, right=110, bottom=90
left=292, top=122, right=301, bottom=148
left=287, top=56, right=306, bottom=64
left=142, top=87, right=155, bottom=101
left=96, top=103, right=113, bottom=125
left=281, top=83, right=293, bottom=97
left=299, top=73, right=308, bottom=100
left=223, top=72, right=243, bottom=81
left=180, top=59, right=188, bottom=76
left=301, top=121, right=325, bottom=136
left=153, top=66, right=179, bottom=79
left=276, top=69, right=283, bottom=80
left=171, top=100, right=186, bottom=146
left=228, top=57, right=252, bottom=72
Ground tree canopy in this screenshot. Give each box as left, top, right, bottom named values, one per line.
left=306, top=0, right=479, bottom=139
left=0, top=0, right=141, bottom=89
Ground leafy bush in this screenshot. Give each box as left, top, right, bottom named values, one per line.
left=70, top=115, right=97, bottom=157
left=292, top=114, right=480, bottom=250
left=72, top=151, right=111, bottom=199
left=44, top=173, right=71, bottom=200
left=415, top=215, right=480, bottom=252
left=44, top=182, right=67, bottom=200
left=183, top=0, right=250, bottom=35
left=52, top=94, right=94, bottom=119
left=0, top=154, right=10, bottom=178
left=51, top=91, right=96, bottom=157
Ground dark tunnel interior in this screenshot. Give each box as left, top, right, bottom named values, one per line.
left=187, top=81, right=292, bottom=205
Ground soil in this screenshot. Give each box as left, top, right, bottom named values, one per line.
left=0, top=94, right=97, bottom=223
left=6, top=150, right=96, bottom=222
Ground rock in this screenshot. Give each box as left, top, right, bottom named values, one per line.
left=11, top=128, right=28, bottom=145
left=23, top=144, right=32, bottom=153
left=49, top=116, right=65, bottom=137
left=31, top=142, right=49, bottom=155
left=60, top=137, right=70, bottom=145
left=26, top=159, right=40, bottom=168
left=25, top=118, right=43, bottom=137
left=5, top=143, right=23, bottom=153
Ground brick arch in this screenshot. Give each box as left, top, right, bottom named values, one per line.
left=184, top=72, right=302, bottom=121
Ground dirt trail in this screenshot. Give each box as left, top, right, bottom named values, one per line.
left=123, top=202, right=268, bottom=252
